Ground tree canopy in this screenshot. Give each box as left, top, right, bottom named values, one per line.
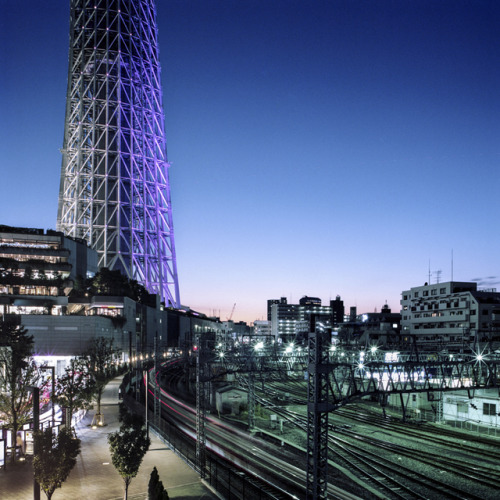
left=148, top=466, right=170, bottom=500
left=108, top=414, right=150, bottom=500
left=0, top=319, right=40, bottom=463
left=54, top=357, right=94, bottom=429
left=70, top=267, right=155, bottom=305
left=80, top=336, right=118, bottom=416
left=33, top=427, right=81, bottom=500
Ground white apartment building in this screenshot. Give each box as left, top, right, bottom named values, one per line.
left=400, top=281, right=500, bottom=351
left=253, top=320, right=272, bottom=337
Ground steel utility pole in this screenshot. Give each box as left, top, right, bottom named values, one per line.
left=28, top=386, right=40, bottom=500
left=154, top=334, right=161, bottom=429
left=306, top=327, right=332, bottom=500
left=195, top=334, right=207, bottom=478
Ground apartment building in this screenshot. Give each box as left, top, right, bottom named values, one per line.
left=400, top=281, right=500, bottom=351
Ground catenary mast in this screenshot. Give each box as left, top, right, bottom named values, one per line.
left=57, top=0, right=180, bottom=307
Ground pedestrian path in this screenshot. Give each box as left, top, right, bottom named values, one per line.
left=0, top=376, right=220, bottom=499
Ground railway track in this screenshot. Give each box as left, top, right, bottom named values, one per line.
left=158, top=358, right=500, bottom=499
left=156, top=360, right=361, bottom=499
left=251, top=379, right=500, bottom=499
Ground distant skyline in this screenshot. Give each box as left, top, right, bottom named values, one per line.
left=1, top=1, right=499, bottom=323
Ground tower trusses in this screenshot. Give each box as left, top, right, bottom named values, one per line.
left=57, top=0, right=180, bottom=307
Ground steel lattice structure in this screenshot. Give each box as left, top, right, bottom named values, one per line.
left=306, top=331, right=330, bottom=500
left=57, top=0, right=180, bottom=307
left=200, top=338, right=500, bottom=500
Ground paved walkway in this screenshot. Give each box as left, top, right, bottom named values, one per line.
left=0, top=377, right=220, bottom=500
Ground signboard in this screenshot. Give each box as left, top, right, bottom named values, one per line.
left=25, top=431, right=34, bottom=456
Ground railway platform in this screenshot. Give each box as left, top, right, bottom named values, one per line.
left=0, top=376, right=220, bottom=500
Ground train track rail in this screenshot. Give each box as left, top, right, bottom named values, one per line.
left=157, top=358, right=500, bottom=499
left=251, top=379, right=500, bottom=499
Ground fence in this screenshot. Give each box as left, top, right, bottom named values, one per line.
left=122, top=384, right=283, bottom=499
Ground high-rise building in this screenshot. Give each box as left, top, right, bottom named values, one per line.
left=267, top=297, right=286, bottom=321
left=57, top=0, right=180, bottom=307
left=269, top=296, right=332, bottom=342
left=330, top=295, right=344, bottom=326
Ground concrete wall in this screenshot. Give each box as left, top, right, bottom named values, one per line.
left=21, top=314, right=128, bottom=357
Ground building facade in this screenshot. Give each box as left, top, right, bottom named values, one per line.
left=269, top=296, right=333, bottom=342
left=0, top=226, right=97, bottom=316
left=56, top=0, right=180, bottom=308
left=330, top=295, right=345, bottom=326
left=0, top=226, right=219, bottom=370
left=400, top=281, right=500, bottom=351
left=253, top=320, right=272, bottom=337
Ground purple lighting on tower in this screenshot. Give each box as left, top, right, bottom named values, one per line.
left=57, top=0, right=180, bottom=307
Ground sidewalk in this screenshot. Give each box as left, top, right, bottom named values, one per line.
left=0, top=377, right=220, bottom=499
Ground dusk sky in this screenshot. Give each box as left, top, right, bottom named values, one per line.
left=1, top=1, right=499, bottom=323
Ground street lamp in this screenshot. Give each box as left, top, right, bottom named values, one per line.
left=27, top=386, right=40, bottom=500
left=40, top=366, right=55, bottom=428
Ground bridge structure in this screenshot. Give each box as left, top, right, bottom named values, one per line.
left=189, top=332, right=500, bottom=499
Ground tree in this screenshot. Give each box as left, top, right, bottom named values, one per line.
left=33, top=427, right=81, bottom=500
left=89, top=268, right=133, bottom=297
left=118, top=401, right=145, bottom=429
left=0, top=319, right=40, bottom=463
left=54, top=357, right=94, bottom=431
left=148, top=466, right=169, bottom=500
left=81, top=337, right=117, bottom=421
left=108, top=415, right=150, bottom=500
left=82, top=267, right=154, bottom=304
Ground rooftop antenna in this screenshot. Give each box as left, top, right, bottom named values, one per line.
left=435, top=269, right=442, bottom=284
left=428, top=260, right=431, bottom=284
left=451, top=249, right=454, bottom=282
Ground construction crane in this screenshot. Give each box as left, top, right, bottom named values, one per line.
left=227, top=303, right=236, bottom=321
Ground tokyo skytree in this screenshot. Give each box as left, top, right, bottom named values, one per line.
left=57, top=0, right=180, bottom=307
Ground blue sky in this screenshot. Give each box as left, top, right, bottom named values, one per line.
left=1, top=1, right=499, bottom=323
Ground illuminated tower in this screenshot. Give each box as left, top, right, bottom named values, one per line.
left=57, top=0, right=180, bottom=307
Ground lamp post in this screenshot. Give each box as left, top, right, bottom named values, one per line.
left=27, top=386, right=40, bottom=500
left=144, top=369, right=149, bottom=441
left=40, top=366, right=55, bottom=427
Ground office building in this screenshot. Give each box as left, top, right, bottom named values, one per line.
left=269, top=296, right=332, bottom=342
